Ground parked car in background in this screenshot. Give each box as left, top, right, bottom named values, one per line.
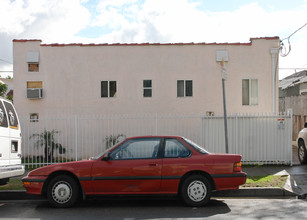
left=297, top=123, right=307, bottom=164
left=22, top=136, right=246, bottom=208
left=0, top=97, right=24, bottom=185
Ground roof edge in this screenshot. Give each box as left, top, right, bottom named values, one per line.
left=13, top=37, right=280, bottom=47
left=13, top=39, right=42, bottom=43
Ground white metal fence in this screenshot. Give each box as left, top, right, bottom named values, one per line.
left=20, top=112, right=292, bottom=167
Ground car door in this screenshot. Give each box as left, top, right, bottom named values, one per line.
left=91, top=137, right=162, bottom=193
left=3, top=101, right=21, bottom=165
left=160, top=138, right=192, bottom=193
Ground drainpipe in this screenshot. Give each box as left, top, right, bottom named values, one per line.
left=270, top=48, right=279, bottom=114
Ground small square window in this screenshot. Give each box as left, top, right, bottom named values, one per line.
left=28, top=63, right=39, bottom=72
left=101, top=81, right=117, bottom=98
left=177, top=80, right=193, bottom=97
left=30, top=113, right=39, bottom=122
left=143, top=80, right=152, bottom=97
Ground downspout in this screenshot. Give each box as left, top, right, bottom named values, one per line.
left=270, top=48, right=279, bottom=114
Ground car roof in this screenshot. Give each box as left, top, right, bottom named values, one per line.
left=126, top=135, right=184, bottom=140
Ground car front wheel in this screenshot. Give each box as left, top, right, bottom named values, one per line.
left=298, top=140, right=307, bottom=164
left=47, top=175, right=79, bottom=208
left=180, top=175, right=212, bottom=207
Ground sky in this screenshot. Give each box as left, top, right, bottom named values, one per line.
left=0, top=0, right=306, bottom=79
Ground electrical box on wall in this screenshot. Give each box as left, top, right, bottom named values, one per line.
left=216, top=50, right=228, bottom=62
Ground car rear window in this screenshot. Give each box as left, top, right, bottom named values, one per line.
left=182, top=138, right=209, bottom=154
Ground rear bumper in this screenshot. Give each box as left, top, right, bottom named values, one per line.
left=213, top=172, right=247, bottom=191
left=0, top=165, right=25, bottom=179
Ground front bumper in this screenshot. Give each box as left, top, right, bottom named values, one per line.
left=22, top=176, right=47, bottom=195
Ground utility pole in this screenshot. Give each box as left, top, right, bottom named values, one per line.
left=216, top=50, right=229, bottom=153
left=221, top=62, right=229, bottom=153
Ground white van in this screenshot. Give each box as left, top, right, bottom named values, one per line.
left=0, top=97, right=24, bottom=185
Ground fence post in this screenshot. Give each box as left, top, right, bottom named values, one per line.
left=288, top=109, right=293, bottom=165
left=74, top=114, right=78, bottom=161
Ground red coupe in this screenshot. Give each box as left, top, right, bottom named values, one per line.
left=22, top=136, right=246, bottom=207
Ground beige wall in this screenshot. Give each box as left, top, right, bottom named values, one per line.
left=13, top=38, right=280, bottom=119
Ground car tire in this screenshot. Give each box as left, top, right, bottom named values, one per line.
left=47, top=175, right=79, bottom=208
left=180, top=175, right=212, bottom=207
left=298, top=140, right=307, bottom=165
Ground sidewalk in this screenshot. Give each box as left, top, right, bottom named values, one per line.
left=1, top=145, right=306, bottom=200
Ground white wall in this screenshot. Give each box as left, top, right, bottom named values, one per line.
left=13, top=38, right=280, bottom=119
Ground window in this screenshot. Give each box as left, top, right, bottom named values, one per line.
left=27, top=81, right=42, bottom=89
left=143, top=80, right=152, bottom=97
left=27, top=51, right=39, bottom=72
left=27, top=81, right=43, bottom=99
left=242, top=79, right=258, bottom=105
left=0, top=101, right=8, bottom=128
left=30, top=113, right=39, bottom=122
left=110, top=138, right=161, bottom=160
left=4, top=101, right=19, bottom=129
left=101, top=81, right=117, bottom=98
left=28, top=63, right=39, bottom=72
left=164, top=139, right=191, bottom=158
left=177, top=80, right=193, bottom=97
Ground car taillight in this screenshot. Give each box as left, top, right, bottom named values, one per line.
left=233, top=162, right=242, bottom=172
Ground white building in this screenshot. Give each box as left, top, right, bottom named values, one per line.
left=13, top=37, right=280, bottom=120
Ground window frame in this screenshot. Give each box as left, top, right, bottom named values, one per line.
left=101, top=81, right=117, bottom=98
left=242, top=79, right=258, bottom=106
left=143, top=80, right=152, bottom=97
left=28, top=63, right=39, bottom=72
left=163, top=138, right=192, bottom=158
left=30, top=113, right=39, bottom=122
left=177, top=80, right=193, bottom=97
left=109, top=138, right=162, bottom=160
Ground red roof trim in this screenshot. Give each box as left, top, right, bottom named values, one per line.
left=14, top=37, right=279, bottom=47
left=13, top=39, right=42, bottom=42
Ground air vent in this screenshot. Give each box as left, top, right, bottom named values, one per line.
left=27, top=88, right=43, bottom=99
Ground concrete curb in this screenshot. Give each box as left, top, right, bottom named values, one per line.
left=0, top=190, right=42, bottom=200
left=0, top=188, right=298, bottom=201
left=212, top=187, right=297, bottom=198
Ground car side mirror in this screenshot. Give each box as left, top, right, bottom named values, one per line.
left=305, top=122, right=307, bottom=128
left=101, top=152, right=111, bottom=161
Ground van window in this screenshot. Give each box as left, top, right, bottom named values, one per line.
left=4, top=102, right=18, bottom=129
left=0, top=101, right=8, bottom=128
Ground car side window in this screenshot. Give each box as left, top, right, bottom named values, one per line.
left=110, top=138, right=161, bottom=160
left=164, top=139, right=191, bottom=158
left=0, top=101, right=8, bottom=128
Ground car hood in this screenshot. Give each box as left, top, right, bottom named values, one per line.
left=27, top=160, right=94, bottom=177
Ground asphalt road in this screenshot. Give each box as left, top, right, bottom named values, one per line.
left=0, top=197, right=307, bottom=220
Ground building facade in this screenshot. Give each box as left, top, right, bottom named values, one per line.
left=13, top=38, right=280, bottom=120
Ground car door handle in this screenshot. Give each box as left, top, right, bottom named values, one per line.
left=149, top=163, right=159, bottom=166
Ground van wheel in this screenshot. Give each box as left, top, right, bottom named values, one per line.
left=298, top=140, right=307, bottom=164
left=180, top=175, right=212, bottom=207
left=47, top=175, right=79, bottom=208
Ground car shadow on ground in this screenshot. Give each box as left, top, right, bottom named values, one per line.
left=35, top=197, right=231, bottom=219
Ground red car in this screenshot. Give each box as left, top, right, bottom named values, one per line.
left=22, top=136, right=246, bottom=208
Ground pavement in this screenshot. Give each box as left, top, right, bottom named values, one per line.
left=1, top=144, right=307, bottom=200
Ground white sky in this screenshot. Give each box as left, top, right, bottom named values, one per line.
left=0, top=0, right=306, bottom=79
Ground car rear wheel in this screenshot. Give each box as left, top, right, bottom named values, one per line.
left=180, top=175, right=212, bottom=207
left=47, top=175, right=79, bottom=208
left=298, top=140, right=307, bottom=164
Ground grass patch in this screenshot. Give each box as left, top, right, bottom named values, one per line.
left=0, top=179, right=24, bottom=190
left=243, top=175, right=288, bottom=188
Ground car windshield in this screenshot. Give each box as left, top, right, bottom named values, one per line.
left=91, top=142, right=121, bottom=160
left=183, top=138, right=209, bottom=154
